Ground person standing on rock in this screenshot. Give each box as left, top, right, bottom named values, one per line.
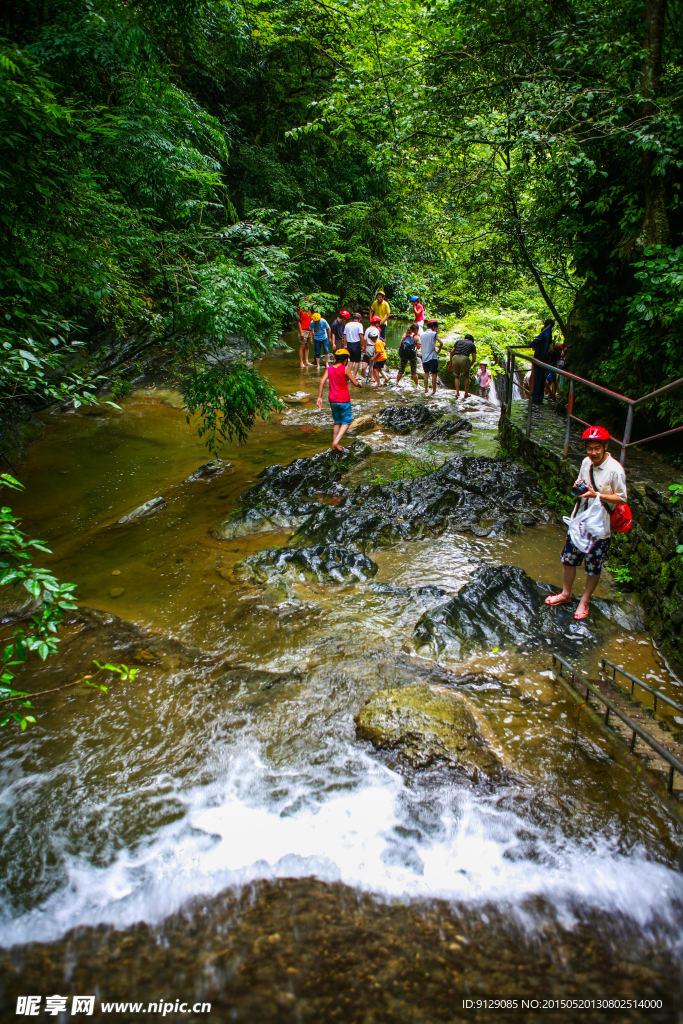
left=310, top=312, right=331, bottom=370
left=330, top=309, right=350, bottom=352
left=396, top=324, right=421, bottom=387
left=297, top=303, right=313, bottom=367
left=447, top=334, right=476, bottom=398
left=410, top=296, right=424, bottom=335
left=420, top=319, right=443, bottom=395
left=316, top=348, right=363, bottom=451
left=545, top=426, right=628, bottom=620
left=370, top=290, right=391, bottom=341
left=343, top=312, right=364, bottom=375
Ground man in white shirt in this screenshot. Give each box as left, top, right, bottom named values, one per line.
left=546, top=426, right=628, bottom=620
left=343, top=313, right=364, bottom=375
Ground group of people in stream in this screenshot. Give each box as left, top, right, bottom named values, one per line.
left=299, top=293, right=492, bottom=399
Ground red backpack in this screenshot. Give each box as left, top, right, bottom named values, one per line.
left=590, top=466, right=632, bottom=533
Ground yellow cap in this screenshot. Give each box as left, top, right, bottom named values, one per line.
left=335, top=348, right=350, bottom=356
left=312, top=312, right=321, bottom=321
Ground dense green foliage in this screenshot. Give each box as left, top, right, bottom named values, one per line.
left=1, top=0, right=682, bottom=443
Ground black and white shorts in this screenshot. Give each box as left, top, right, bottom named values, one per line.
left=561, top=534, right=610, bottom=576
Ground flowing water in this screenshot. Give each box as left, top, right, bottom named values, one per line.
left=0, top=339, right=682, bottom=1021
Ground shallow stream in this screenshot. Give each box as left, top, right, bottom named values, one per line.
left=1, top=341, right=682, bottom=1020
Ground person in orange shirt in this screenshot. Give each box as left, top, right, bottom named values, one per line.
left=373, top=335, right=390, bottom=385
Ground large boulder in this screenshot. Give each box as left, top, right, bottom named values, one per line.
left=233, top=545, right=378, bottom=585
left=355, top=683, right=501, bottom=777
left=377, top=403, right=443, bottom=434
left=413, top=565, right=605, bottom=659
left=292, top=455, right=541, bottom=552
left=211, top=441, right=371, bottom=540
left=242, top=440, right=371, bottom=503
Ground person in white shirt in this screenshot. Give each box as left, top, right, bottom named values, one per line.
left=343, top=313, right=364, bottom=375
left=546, top=426, right=627, bottom=620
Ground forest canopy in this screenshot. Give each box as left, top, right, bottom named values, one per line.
left=1, top=0, right=682, bottom=437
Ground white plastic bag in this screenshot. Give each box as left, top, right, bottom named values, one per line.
left=564, top=497, right=607, bottom=554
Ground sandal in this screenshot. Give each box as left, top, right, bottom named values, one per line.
left=545, top=593, right=571, bottom=606
left=574, top=606, right=589, bottom=620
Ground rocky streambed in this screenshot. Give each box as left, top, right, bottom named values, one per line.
left=1, top=359, right=682, bottom=1019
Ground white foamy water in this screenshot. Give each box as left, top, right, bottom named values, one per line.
left=2, top=750, right=681, bottom=947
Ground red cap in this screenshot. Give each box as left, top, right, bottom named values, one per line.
left=369, top=315, right=381, bottom=324
left=339, top=310, right=350, bottom=318
left=582, top=426, right=610, bottom=442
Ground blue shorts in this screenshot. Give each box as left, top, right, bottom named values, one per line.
left=379, top=323, right=387, bottom=340
left=330, top=401, right=353, bottom=425
left=346, top=342, right=362, bottom=362
left=314, top=337, right=329, bottom=358
left=423, top=357, right=439, bottom=374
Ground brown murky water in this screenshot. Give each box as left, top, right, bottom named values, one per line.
left=1, top=341, right=682, bottom=1020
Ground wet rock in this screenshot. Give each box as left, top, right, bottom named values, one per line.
left=413, top=565, right=604, bottom=659
left=109, top=587, right=125, bottom=598
left=211, top=441, right=371, bottom=540
left=184, top=459, right=228, bottom=482
left=377, top=403, right=443, bottom=434
left=234, top=545, right=378, bottom=585
left=118, top=496, right=166, bottom=523
left=420, top=417, right=472, bottom=443
left=355, top=683, right=501, bottom=776
left=0, top=584, right=40, bottom=621
left=348, top=414, right=376, bottom=435
left=282, top=392, right=312, bottom=405
left=293, top=455, right=540, bottom=552
left=244, top=440, right=371, bottom=502
left=210, top=499, right=318, bottom=540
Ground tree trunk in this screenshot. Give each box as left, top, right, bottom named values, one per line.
left=640, top=0, right=669, bottom=245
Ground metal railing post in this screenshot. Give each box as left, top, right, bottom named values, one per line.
left=526, top=370, right=534, bottom=438
left=562, top=379, right=574, bottom=459
left=621, top=405, right=634, bottom=467
left=507, top=351, right=514, bottom=416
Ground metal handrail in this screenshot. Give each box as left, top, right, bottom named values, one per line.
left=505, top=346, right=683, bottom=467
left=601, top=657, right=683, bottom=716
left=552, top=653, right=683, bottom=795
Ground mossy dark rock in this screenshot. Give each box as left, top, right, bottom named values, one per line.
left=233, top=545, right=378, bottom=585
left=355, top=683, right=501, bottom=776
left=211, top=440, right=371, bottom=540
left=377, top=403, right=443, bottom=434
left=293, top=455, right=541, bottom=552
left=421, top=417, right=472, bottom=443
left=413, top=564, right=639, bottom=659
left=242, top=440, right=371, bottom=503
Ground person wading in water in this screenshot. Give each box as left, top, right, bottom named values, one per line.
left=420, top=319, right=443, bottom=395
left=545, top=426, right=627, bottom=620
left=316, top=348, right=363, bottom=451
left=447, top=334, right=477, bottom=398
left=297, top=303, right=313, bottom=367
